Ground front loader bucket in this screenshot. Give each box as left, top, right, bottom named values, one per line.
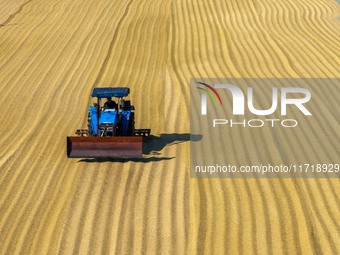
left=67, top=136, right=143, bottom=158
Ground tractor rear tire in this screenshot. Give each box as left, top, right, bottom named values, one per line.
left=127, top=112, right=135, bottom=136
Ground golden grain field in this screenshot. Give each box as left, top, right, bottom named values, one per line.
left=0, top=0, right=339, bottom=254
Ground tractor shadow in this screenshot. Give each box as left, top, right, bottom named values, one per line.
left=78, top=133, right=202, bottom=163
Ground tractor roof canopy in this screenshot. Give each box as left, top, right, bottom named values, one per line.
left=91, top=87, right=130, bottom=98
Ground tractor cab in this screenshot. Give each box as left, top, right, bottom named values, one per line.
left=89, top=87, right=134, bottom=136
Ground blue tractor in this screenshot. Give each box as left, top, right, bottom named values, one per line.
left=67, top=87, right=150, bottom=158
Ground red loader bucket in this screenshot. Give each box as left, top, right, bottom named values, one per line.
left=67, top=136, right=143, bottom=158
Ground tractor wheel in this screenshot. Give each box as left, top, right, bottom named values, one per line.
left=88, top=117, right=93, bottom=136
left=127, top=112, right=135, bottom=136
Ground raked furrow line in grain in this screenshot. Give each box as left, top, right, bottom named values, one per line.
left=0, top=0, right=339, bottom=254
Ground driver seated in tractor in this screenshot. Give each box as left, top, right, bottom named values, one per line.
left=104, top=97, right=117, bottom=110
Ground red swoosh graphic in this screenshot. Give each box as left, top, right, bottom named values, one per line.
left=196, top=82, right=223, bottom=105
